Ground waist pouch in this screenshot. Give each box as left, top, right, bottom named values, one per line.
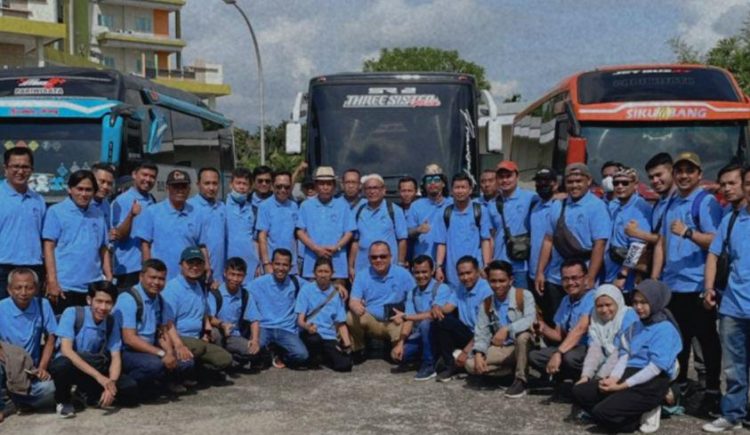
left=506, top=233, right=531, bottom=261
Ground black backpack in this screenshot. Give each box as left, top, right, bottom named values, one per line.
left=355, top=201, right=396, bottom=226
left=443, top=202, right=482, bottom=230
left=73, top=306, right=115, bottom=354
left=124, top=287, right=164, bottom=330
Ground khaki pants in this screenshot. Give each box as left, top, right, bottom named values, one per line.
left=346, top=311, right=401, bottom=352
left=181, top=336, right=233, bottom=371
left=465, top=331, right=532, bottom=382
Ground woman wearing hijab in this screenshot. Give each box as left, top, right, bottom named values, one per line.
left=572, top=279, right=682, bottom=433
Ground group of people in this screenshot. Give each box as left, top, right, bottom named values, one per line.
left=0, top=144, right=749, bottom=433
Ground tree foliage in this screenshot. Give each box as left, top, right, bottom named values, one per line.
left=363, top=47, right=491, bottom=90
left=233, top=122, right=303, bottom=172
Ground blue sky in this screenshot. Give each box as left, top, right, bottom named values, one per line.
left=181, top=0, right=750, bottom=131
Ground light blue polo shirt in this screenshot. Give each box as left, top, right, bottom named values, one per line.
left=433, top=202, right=492, bottom=286
left=133, top=199, right=206, bottom=280
left=251, top=192, right=271, bottom=209
left=352, top=200, right=408, bottom=271
left=161, top=275, right=208, bottom=338
left=42, top=197, right=107, bottom=292
left=407, top=196, right=453, bottom=260
left=476, top=195, right=497, bottom=208
left=56, top=306, right=122, bottom=354
left=256, top=196, right=299, bottom=274
left=621, top=320, right=682, bottom=378
left=294, top=282, right=346, bottom=340
left=206, top=284, right=260, bottom=337
left=650, top=192, right=675, bottom=231
left=113, top=284, right=171, bottom=346
left=405, top=278, right=453, bottom=315
left=297, top=196, right=356, bottom=279
left=248, top=274, right=298, bottom=333
left=0, top=181, right=45, bottom=265
left=529, top=199, right=557, bottom=281
left=449, top=278, right=493, bottom=329
left=661, top=188, right=721, bottom=292
left=189, top=195, right=227, bottom=283
left=0, top=297, right=56, bottom=365
left=604, top=194, right=652, bottom=284
left=553, top=289, right=596, bottom=346
left=488, top=188, right=538, bottom=273
left=91, top=197, right=111, bottom=230
left=112, top=187, right=155, bottom=275
left=225, top=195, right=259, bottom=282
left=544, top=192, right=611, bottom=285
left=710, top=208, right=750, bottom=318
left=351, top=265, right=415, bottom=321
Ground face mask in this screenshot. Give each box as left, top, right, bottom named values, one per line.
left=602, top=176, right=614, bottom=193
left=537, top=185, right=554, bottom=200
left=229, top=190, right=247, bottom=204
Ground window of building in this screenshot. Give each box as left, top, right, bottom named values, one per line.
left=102, top=56, right=115, bottom=68
left=135, top=16, right=153, bottom=33
left=98, top=14, right=115, bottom=28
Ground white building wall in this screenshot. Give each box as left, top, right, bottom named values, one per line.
left=26, top=0, right=56, bottom=22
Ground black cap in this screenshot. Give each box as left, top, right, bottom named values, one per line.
left=533, top=167, right=557, bottom=181
left=167, top=169, right=191, bottom=185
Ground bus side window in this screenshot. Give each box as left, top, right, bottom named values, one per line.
left=552, top=119, right=568, bottom=175
left=122, top=116, right=144, bottom=172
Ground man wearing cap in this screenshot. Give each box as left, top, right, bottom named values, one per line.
left=407, top=164, right=453, bottom=266
left=529, top=167, right=559, bottom=323
left=477, top=169, right=498, bottom=208
left=134, top=169, right=210, bottom=280
left=654, top=151, right=722, bottom=414
left=535, top=163, right=610, bottom=321
left=188, top=167, right=227, bottom=285
left=488, top=160, right=538, bottom=290
left=296, top=167, right=355, bottom=281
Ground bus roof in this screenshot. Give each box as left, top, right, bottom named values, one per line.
left=309, top=72, right=477, bottom=86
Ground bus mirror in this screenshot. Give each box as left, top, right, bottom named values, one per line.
left=567, top=137, right=587, bottom=164
left=486, top=118, right=503, bottom=152
left=286, top=122, right=302, bottom=154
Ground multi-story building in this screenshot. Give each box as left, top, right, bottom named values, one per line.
left=0, top=0, right=67, bottom=68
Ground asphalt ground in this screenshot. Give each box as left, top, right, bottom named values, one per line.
left=4, top=359, right=712, bottom=435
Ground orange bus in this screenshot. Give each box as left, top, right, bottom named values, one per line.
left=510, top=64, right=750, bottom=185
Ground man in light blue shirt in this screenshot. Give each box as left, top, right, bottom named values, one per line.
left=258, top=170, right=299, bottom=275
left=188, top=167, right=227, bottom=284
left=407, top=164, right=452, bottom=261
left=528, top=167, right=559, bottom=325
left=91, top=163, right=115, bottom=231
left=477, top=169, right=499, bottom=208
left=225, top=168, right=259, bottom=283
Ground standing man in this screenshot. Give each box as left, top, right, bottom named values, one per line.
left=225, top=168, right=260, bottom=282
left=716, top=162, right=746, bottom=217
left=434, top=173, right=492, bottom=287
left=528, top=167, right=559, bottom=324
left=407, top=164, right=453, bottom=261
left=91, top=163, right=115, bottom=230
left=0, top=147, right=45, bottom=299
left=635, top=152, right=676, bottom=278
left=489, top=160, right=538, bottom=290
left=111, top=161, right=157, bottom=289
left=655, top=151, right=722, bottom=414
left=349, top=174, right=408, bottom=278
left=398, top=176, right=420, bottom=265
left=134, top=169, right=209, bottom=280
left=296, top=167, right=355, bottom=282
left=250, top=165, right=274, bottom=208
left=340, top=168, right=364, bottom=209
left=600, top=161, right=624, bottom=204
left=189, top=167, right=227, bottom=284
left=477, top=168, right=499, bottom=208
left=257, top=170, right=299, bottom=275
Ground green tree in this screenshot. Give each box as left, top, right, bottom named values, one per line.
left=234, top=122, right=303, bottom=172
left=363, top=47, right=491, bottom=90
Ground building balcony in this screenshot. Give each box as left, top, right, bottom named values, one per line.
left=96, top=30, right=186, bottom=52
left=0, top=15, right=66, bottom=40
left=139, top=66, right=231, bottom=98
left=98, top=0, right=185, bottom=11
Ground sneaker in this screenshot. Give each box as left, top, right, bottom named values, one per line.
left=182, top=379, right=198, bottom=388
left=505, top=379, right=527, bottom=398
left=703, top=417, right=742, bottom=433
left=272, top=355, right=286, bottom=369
left=639, top=406, right=661, bottom=434
left=414, top=366, right=436, bottom=381
left=436, top=366, right=457, bottom=383
left=56, top=403, right=75, bottom=419
left=702, top=391, right=722, bottom=418
left=167, top=382, right=187, bottom=394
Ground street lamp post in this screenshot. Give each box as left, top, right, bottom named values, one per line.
left=222, top=0, right=265, bottom=164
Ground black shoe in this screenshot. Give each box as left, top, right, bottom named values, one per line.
left=436, top=366, right=457, bottom=383
left=505, top=379, right=527, bottom=398
left=700, top=391, right=721, bottom=418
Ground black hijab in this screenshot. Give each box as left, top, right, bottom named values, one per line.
left=634, top=279, right=680, bottom=332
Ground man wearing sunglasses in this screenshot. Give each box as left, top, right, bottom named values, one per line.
left=258, top=171, right=300, bottom=275
left=407, top=164, right=452, bottom=267
left=251, top=166, right=274, bottom=208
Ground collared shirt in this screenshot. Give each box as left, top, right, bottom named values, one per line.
left=225, top=195, right=259, bottom=282
left=553, top=290, right=596, bottom=346
left=251, top=192, right=271, bottom=209
left=405, top=278, right=453, bottom=315
left=133, top=199, right=207, bottom=280
left=488, top=188, right=538, bottom=272
left=662, top=188, right=721, bottom=292
left=351, top=265, right=415, bottom=321
left=0, top=181, right=45, bottom=265
left=112, top=187, right=155, bottom=275
left=476, top=194, right=497, bottom=209
left=651, top=191, right=675, bottom=231
left=529, top=199, right=557, bottom=281
left=294, top=282, right=346, bottom=340
left=604, top=194, right=652, bottom=284
left=544, top=192, right=611, bottom=285
left=161, top=275, right=208, bottom=338
left=256, top=196, right=299, bottom=274
left=207, top=283, right=260, bottom=337
left=56, top=306, right=122, bottom=354
left=189, top=194, right=227, bottom=282
left=433, top=201, right=492, bottom=286
left=0, top=297, right=56, bottom=365
left=621, top=320, right=682, bottom=378
left=297, top=196, right=356, bottom=279
left=352, top=200, right=408, bottom=271
left=248, top=274, right=298, bottom=333
left=91, top=197, right=111, bottom=230
left=710, top=207, right=750, bottom=318
left=407, top=196, right=453, bottom=260
left=113, top=283, right=171, bottom=346
left=42, top=197, right=107, bottom=292
left=449, top=278, right=493, bottom=329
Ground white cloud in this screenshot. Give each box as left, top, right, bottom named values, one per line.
left=676, top=0, right=749, bottom=51
left=489, top=79, right=520, bottom=99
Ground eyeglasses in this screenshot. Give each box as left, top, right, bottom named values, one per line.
left=612, top=180, right=631, bottom=187
left=255, top=178, right=272, bottom=184
left=369, top=254, right=389, bottom=260
left=423, top=175, right=442, bottom=184
left=562, top=274, right=585, bottom=282
left=274, top=184, right=291, bottom=190
left=6, top=164, right=32, bottom=172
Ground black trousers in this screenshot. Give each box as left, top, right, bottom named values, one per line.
left=300, top=331, right=352, bottom=372
left=49, top=353, right=138, bottom=406
left=52, top=291, right=89, bottom=316
left=668, top=292, right=720, bottom=390
left=528, top=344, right=587, bottom=381
left=541, top=282, right=565, bottom=327
left=432, top=315, right=473, bottom=368
left=572, top=368, right=670, bottom=433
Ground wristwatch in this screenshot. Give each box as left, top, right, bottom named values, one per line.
left=156, top=350, right=166, bottom=358
left=683, top=228, right=694, bottom=239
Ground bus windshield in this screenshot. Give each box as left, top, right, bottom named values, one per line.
left=0, top=119, right=102, bottom=200
left=309, top=83, right=475, bottom=181
left=582, top=121, right=745, bottom=181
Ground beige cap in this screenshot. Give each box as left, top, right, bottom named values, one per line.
left=424, top=163, right=444, bottom=176
left=313, top=166, right=336, bottom=180
left=674, top=151, right=702, bottom=169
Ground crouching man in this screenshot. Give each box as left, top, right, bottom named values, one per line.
left=465, top=260, right=535, bottom=398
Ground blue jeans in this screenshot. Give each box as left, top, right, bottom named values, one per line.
left=0, top=364, right=55, bottom=411
left=402, top=320, right=434, bottom=369
left=122, top=350, right=194, bottom=385
left=719, top=315, right=750, bottom=423
left=259, top=328, right=309, bottom=365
